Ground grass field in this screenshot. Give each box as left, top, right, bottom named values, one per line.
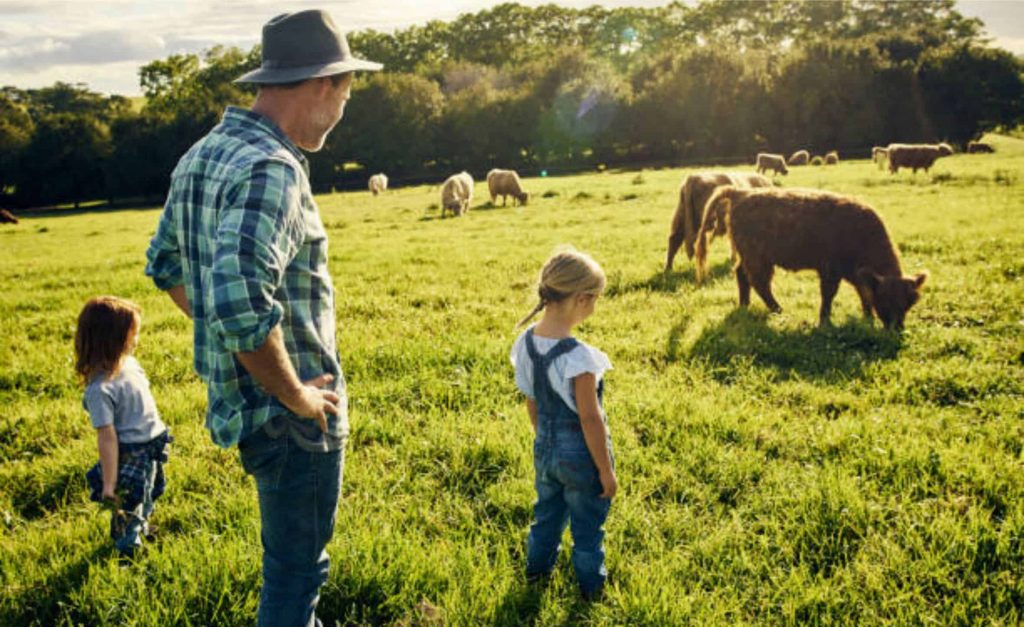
left=2, top=135, right=1023, bottom=625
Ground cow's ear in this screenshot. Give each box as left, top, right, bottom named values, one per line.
left=857, top=268, right=881, bottom=291
left=912, top=272, right=928, bottom=290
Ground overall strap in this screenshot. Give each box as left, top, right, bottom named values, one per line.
left=525, top=328, right=580, bottom=417
left=525, top=328, right=580, bottom=369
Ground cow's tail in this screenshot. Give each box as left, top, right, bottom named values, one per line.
left=695, top=190, right=731, bottom=284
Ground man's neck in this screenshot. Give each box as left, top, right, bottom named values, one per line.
left=252, top=96, right=304, bottom=148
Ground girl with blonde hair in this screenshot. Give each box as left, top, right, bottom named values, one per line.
left=509, top=248, right=616, bottom=600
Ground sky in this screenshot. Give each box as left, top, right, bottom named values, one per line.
left=1, top=0, right=1022, bottom=97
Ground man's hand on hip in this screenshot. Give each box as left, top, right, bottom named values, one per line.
left=282, top=373, right=340, bottom=433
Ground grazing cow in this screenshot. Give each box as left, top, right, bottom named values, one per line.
left=0, top=209, right=18, bottom=224
left=872, top=146, right=888, bottom=170
left=664, top=171, right=772, bottom=272
left=967, top=141, right=995, bottom=154
left=441, top=171, right=474, bottom=218
left=695, top=186, right=927, bottom=329
left=825, top=150, right=839, bottom=165
left=368, top=173, right=388, bottom=195
left=486, top=169, right=529, bottom=206
left=787, top=150, right=809, bottom=166
left=756, top=153, right=788, bottom=176
left=886, top=143, right=953, bottom=174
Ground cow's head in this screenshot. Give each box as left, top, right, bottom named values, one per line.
left=859, top=270, right=928, bottom=330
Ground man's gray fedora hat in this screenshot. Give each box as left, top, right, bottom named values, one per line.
left=235, top=9, right=382, bottom=84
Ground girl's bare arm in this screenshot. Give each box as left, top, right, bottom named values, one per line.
left=574, top=373, right=617, bottom=498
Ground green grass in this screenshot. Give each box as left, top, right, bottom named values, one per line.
left=2, top=134, right=1023, bottom=625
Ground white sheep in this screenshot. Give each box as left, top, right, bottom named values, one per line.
left=368, top=173, right=388, bottom=196
left=441, top=171, right=474, bottom=218
left=486, top=169, right=529, bottom=206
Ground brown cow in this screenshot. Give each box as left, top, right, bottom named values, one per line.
left=967, top=141, right=995, bottom=154
left=695, top=186, right=927, bottom=329
left=0, top=209, right=18, bottom=224
left=664, top=171, right=772, bottom=272
left=886, top=143, right=953, bottom=174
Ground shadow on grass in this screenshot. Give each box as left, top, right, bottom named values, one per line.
left=13, top=203, right=160, bottom=221
left=0, top=544, right=109, bottom=625
left=493, top=581, right=546, bottom=626
left=605, top=260, right=733, bottom=297
left=679, top=308, right=904, bottom=380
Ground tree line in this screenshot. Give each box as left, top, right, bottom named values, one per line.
left=1, top=0, right=1022, bottom=209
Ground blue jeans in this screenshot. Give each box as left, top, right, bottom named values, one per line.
left=239, top=426, right=345, bottom=627
left=526, top=443, right=611, bottom=596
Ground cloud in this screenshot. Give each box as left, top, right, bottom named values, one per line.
left=0, top=30, right=166, bottom=71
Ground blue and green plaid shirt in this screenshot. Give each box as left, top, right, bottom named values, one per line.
left=145, top=106, right=347, bottom=448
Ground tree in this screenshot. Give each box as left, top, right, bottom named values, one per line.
left=0, top=92, right=33, bottom=198
left=316, top=73, right=444, bottom=186
left=918, top=45, right=1024, bottom=145
left=15, top=113, right=111, bottom=208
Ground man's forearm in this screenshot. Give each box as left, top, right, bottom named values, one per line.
left=235, top=326, right=304, bottom=407
left=167, top=284, right=192, bottom=318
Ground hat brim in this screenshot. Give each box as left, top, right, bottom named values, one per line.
left=234, top=57, right=383, bottom=84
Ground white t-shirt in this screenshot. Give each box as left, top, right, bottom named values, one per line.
left=509, top=326, right=613, bottom=413
left=83, top=356, right=167, bottom=444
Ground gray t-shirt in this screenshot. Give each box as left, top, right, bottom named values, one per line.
left=83, top=356, right=167, bottom=444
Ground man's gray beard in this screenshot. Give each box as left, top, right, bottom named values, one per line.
left=306, top=109, right=340, bottom=153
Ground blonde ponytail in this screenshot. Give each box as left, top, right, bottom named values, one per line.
left=516, top=248, right=606, bottom=327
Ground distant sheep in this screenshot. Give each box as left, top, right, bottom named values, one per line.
left=825, top=150, right=839, bottom=165
left=695, top=186, right=927, bottom=329
left=665, top=171, right=772, bottom=272
left=967, top=141, right=995, bottom=154
left=486, top=169, right=529, bottom=206
left=756, top=153, right=789, bottom=176
left=886, top=143, right=953, bottom=174
left=441, top=171, right=474, bottom=218
left=872, top=147, right=888, bottom=169
left=0, top=209, right=17, bottom=224
left=787, top=150, right=809, bottom=166
left=368, top=173, right=388, bottom=196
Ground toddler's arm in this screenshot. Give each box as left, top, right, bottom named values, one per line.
left=574, top=373, right=616, bottom=499
left=96, top=425, right=119, bottom=502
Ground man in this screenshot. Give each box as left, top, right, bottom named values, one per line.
left=145, top=10, right=381, bottom=626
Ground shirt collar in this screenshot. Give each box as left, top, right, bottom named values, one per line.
left=222, top=106, right=307, bottom=166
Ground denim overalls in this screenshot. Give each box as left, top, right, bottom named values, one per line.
left=523, top=328, right=612, bottom=597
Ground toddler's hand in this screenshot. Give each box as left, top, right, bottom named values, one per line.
left=599, top=470, right=617, bottom=499
left=102, top=489, right=120, bottom=507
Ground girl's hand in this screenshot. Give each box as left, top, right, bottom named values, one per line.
left=599, top=469, right=618, bottom=499
left=102, top=488, right=120, bottom=507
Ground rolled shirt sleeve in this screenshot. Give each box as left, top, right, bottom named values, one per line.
left=208, top=159, right=302, bottom=353
left=144, top=200, right=185, bottom=291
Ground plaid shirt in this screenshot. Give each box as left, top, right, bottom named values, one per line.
left=86, top=431, right=172, bottom=508
left=145, top=106, right=347, bottom=448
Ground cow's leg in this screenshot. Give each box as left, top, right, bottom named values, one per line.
left=855, top=283, right=874, bottom=320
left=736, top=265, right=752, bottom=308
left=665, top=231, right=685, bottom=272
left=746, top=261, right=781, bottom=313
left=818, top=271, right=841, bottom=326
